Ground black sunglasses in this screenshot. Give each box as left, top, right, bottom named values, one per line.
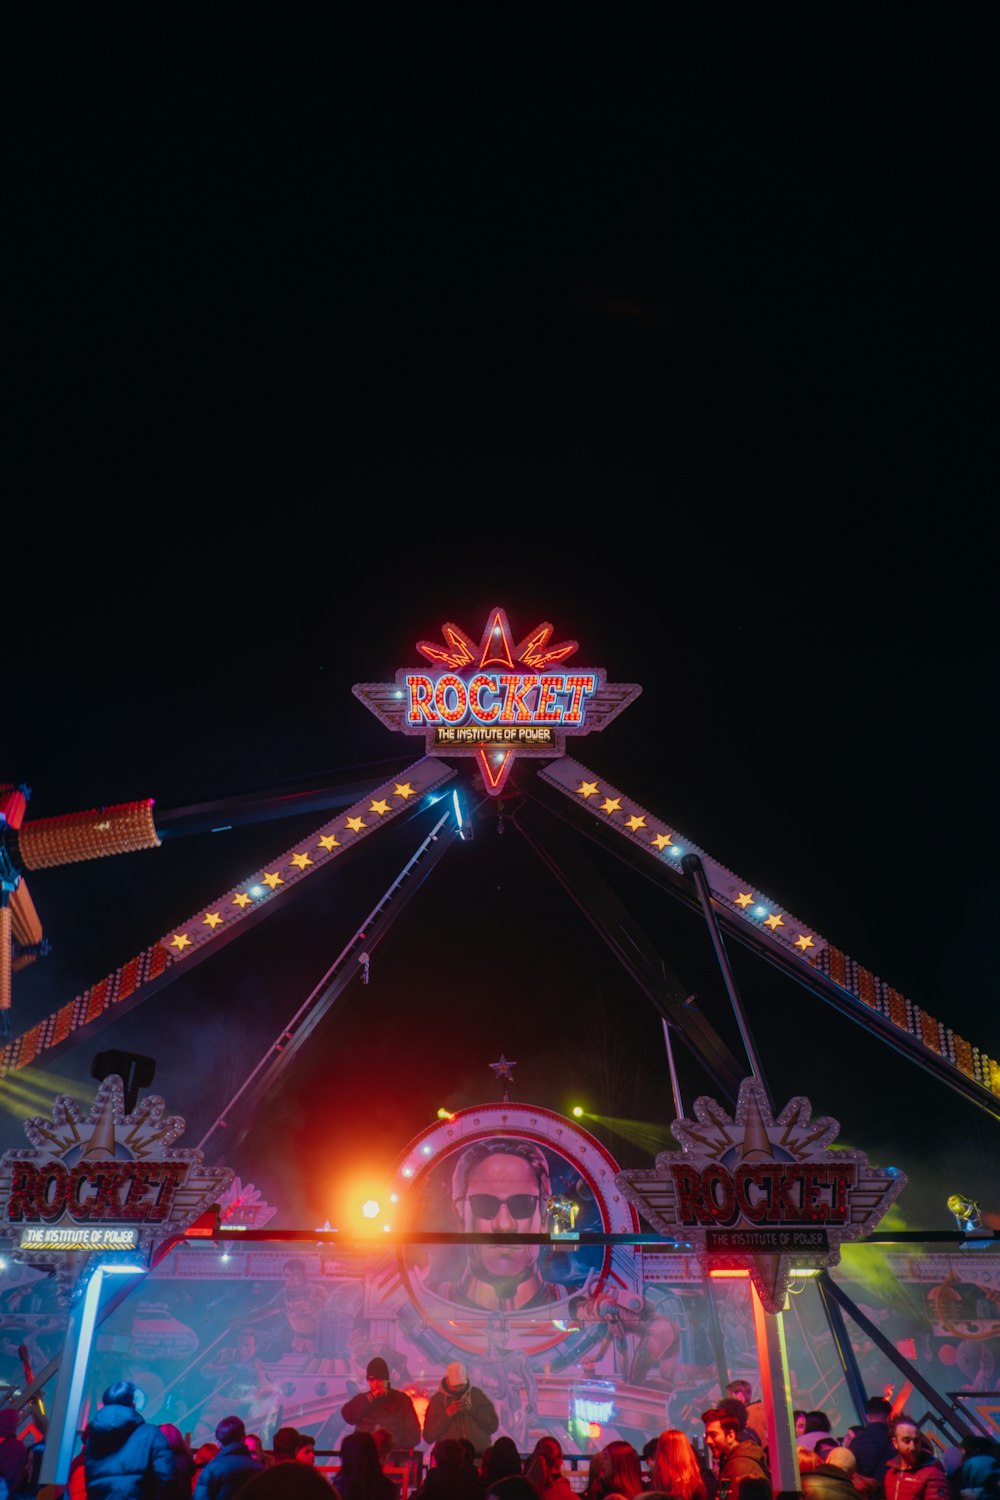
left=465, top=1193, right=539, bottom=1219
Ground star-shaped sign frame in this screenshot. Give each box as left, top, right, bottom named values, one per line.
left=353, top=608, right=641, bottom=796
left=0, top=1075, right=233, bottom=1301
left=616, top=1076, right=907, bottom=1313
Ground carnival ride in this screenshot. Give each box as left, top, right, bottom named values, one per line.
left=0, top=786, right=160, bottom=1036
left=2, top=608, right=999, bottom=1447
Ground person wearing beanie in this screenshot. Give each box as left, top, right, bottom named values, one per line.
left=342, top=1357, right=421, bottom=1455
left=422, top=1362, right=499, bottom=1460
left=0, top=1407, right=29, bottom=1497
left=82, top=1379, right=174, bottom=1500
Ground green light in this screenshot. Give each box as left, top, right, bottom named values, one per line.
left=572, top=1106, right=584, bottom=1118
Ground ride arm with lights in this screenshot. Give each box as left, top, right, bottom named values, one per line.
left=0, top=784, right=160, bottom=1034
left=0, top=757, right=454, bottom=1078
left=537, top=755, right=1000, bottom=1119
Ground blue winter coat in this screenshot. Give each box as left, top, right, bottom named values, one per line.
left=83, top=1405, right=175, bottom=1500
left=193, top=1440, right=264, bottom=1499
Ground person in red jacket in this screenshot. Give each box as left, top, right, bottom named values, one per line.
left=883, top=1418, right=950, bottom=1500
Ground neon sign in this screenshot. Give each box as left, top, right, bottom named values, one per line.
left=354, top=608, right=641, bottom=795
left=0, top=1075, right=233, bottom=1297
left=617, top=1076, right=907, bottom=1313
left=19, top=1226, right=139, bottom=1251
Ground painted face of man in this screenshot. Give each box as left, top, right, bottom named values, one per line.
left=892, top=1424, right=920, bottom=1469
left=368, top=1377, right=389, bottom=1398
left=461, top=1153, right=543, bottom=1281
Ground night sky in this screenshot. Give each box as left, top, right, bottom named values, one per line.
left=7, top=21, right=995, bottom=1240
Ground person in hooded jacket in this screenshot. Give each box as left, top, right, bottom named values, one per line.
left=82, top=1380, right=174, bottom=1500
left=701, top=1408, right=770, bottom=1500
left=0, top=1408, right=29, bottom=1498
left=194, top=1415, right=264, bottom=1499
left=422, top=1364, right=499, bottom=1460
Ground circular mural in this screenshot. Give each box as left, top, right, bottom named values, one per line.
left=392, top=1104, right=638, bottom=1362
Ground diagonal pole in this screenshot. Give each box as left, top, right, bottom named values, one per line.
left=198, top=807, right=460, bottom=1161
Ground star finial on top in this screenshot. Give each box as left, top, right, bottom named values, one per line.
left=489, top=1053, right=516, bottom=1102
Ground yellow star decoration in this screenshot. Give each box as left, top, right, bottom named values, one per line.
left=577, top=781, right=600, bottom=799
left=734, top=892, right=754, bottom=908
left=232, top=893, right=252, bottom=908
left=394, top=782, right=415, bottom=799
left=202, top=912, right=224, bottom=929
left=169, top=933, right=192, bottom=951
left=369, top=799, right=391, bottom=816
left=346, top=816, right=366, bottom=833
left=600, top=797, right=622, bottom=815
left=290, top=852, right=313, bottom=870
left=764, top=913, right=784, bottom=930
left=794, top=934, right=815, bottom=951
left=318, top=833, right=340, bottom=851
left=652, top=832, right=674, bottom=851
left=262, top=872, right=284, bottom=889
left=625, top=814, right=647, bottom=831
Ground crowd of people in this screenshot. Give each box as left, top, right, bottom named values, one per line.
left=691, top=1385, right=1000, bottom=1500
left=4, top=1365, right=1000, bottom=1500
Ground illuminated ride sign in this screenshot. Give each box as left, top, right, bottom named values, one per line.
left=616, top=1076, right=907, bottom=1313
left=353, top=607, right=641, bottom=796
left=0, top=1075, right=233, bottom=1296
left=19, top=1226, right=139, bottom=1251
